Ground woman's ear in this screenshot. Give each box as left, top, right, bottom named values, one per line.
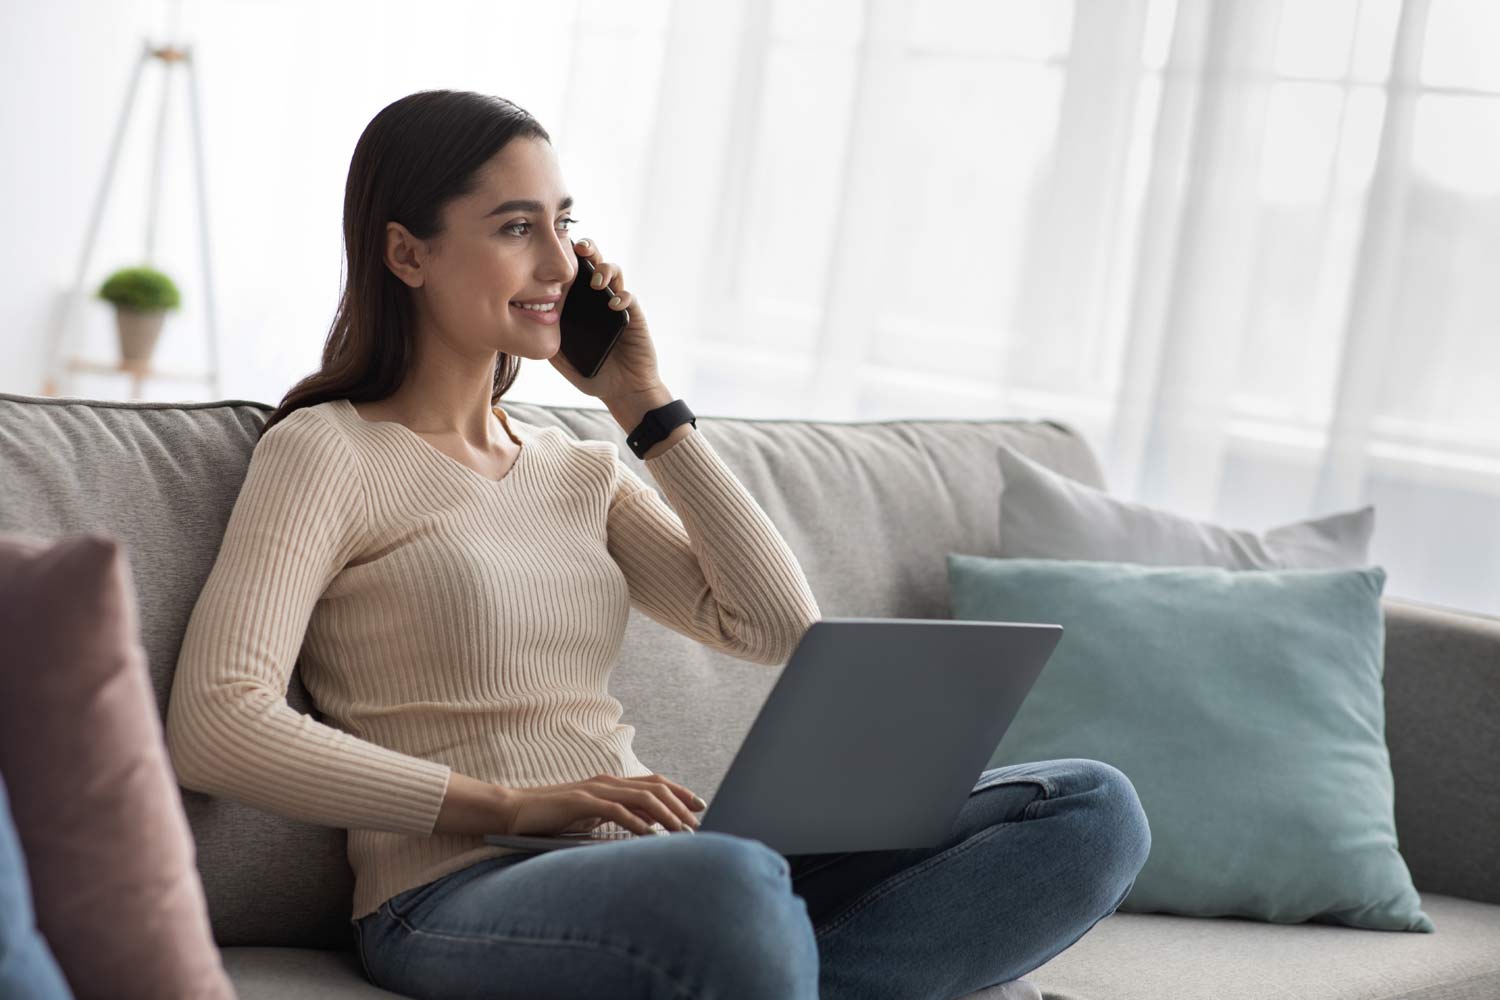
left=384, top=221, right=428, bottom=288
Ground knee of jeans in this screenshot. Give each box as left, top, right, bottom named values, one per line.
left=668, top=835, right=809, bottom=924
left=1075, top=759, right=1152, bottom=873
left=646, top=834, right=817, bottom=987
left=660, top=832, right=794, bottom=902
left=680, top=827, right=780, bottom=861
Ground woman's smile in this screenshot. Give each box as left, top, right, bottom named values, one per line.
left=509, top=299, right=561, bottom=325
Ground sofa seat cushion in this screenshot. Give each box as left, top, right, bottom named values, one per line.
left=220, top=894, right=1499, bottom=1000
left=1029, top=893, right=1500, bottom=1000
left=219, top=947, right=404, bottom=998
left=219, top=947, right=1046, bottom=999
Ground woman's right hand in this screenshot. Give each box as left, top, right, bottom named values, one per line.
left=499, top=773, right=705, bottom=836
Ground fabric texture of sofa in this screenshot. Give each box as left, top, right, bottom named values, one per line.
left=1, top=389, right=1496, bottom=1000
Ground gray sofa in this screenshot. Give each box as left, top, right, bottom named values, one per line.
left=2, top=389, right=1497, bottom=1000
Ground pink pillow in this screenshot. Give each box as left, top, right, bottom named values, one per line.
left=0, top=533, right=234, bottom=1000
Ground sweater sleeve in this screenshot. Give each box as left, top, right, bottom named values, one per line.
left=165, top=408, right=451, bottom=835
left=606, top=424, right=821, bottom=666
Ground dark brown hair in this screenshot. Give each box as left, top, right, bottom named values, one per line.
left=259, top=90, right=550, bottom=437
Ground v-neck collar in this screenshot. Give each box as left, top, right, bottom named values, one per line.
left=337, top=397, right=526, bottom=488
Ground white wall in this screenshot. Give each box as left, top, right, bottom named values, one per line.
left=1, top=0, right=635, bottom=410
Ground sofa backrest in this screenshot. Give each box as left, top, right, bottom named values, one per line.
left=0, top=392, right=1102, bottom=948
left=5, top=391, right=1494, bottom=945
left=2, top=394, right=358, bottom=947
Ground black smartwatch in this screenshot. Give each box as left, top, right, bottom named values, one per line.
left=627, top=399, right=696, bottom=459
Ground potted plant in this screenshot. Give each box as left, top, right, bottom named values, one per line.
left=96, top=265, right=182, bottom=371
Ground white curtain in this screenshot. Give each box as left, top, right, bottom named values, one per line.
left=579, top=0, right=1500, bottom=615
left=32, top=0, right=1499, bottom=614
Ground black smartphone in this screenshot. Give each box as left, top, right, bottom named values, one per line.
left=559, top=252, right=629, bottom=379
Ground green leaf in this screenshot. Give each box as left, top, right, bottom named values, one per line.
left=97, top=266, right=182, bottom=311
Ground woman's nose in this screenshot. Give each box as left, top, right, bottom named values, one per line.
left=541, top=229, right=575, bottom=279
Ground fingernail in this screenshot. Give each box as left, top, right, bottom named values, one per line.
left=693, top=795, right=707, bottom=808
left=591, top=272, right=604, bottom=289
left=609, top=295, right=621, bottom=308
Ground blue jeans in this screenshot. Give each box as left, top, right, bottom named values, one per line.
left=354, top=758, right=1151, bottom=1000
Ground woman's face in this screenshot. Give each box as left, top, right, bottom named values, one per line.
left=396, top=136, right=579, bottom=361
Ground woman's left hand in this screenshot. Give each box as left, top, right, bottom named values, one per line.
left=547, top=237, right=663, bottom=404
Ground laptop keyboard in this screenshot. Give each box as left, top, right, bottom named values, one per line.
left=565, top=821, right=690, bottom=839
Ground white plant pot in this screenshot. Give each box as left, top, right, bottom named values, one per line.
left=113, top=307, right=167, bottom=370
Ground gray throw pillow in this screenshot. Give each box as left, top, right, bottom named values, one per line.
left=997, top=444, right=1373, bottom=568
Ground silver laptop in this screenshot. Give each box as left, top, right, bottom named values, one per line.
left=484, top=617, right=1062, bottom=856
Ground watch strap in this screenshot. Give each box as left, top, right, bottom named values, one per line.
left=627, top=399, right=696, bottom=459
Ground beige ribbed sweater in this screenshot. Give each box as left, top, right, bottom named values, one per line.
left=166, top=397, right=821, bottom=921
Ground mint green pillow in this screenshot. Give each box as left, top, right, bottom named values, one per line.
left=946, top=555, right=1433, bottom=932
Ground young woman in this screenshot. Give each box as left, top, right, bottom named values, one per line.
left=166, top=90, right=1151, bottom=1000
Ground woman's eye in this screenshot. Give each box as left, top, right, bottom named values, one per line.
left=503, top=216, right=579, bottom=237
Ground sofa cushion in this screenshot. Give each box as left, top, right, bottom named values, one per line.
left=985, top=436, right=1500, bottom=908
left=219, top=947, right=403, bottom=998
left=1029, top=892, right=1500, bottom=1000
left=996, top=443, right=1374, bottom=568
left=0, top=532, right=233, bottom=998
left=947, top=555, right=1431, bottom=932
